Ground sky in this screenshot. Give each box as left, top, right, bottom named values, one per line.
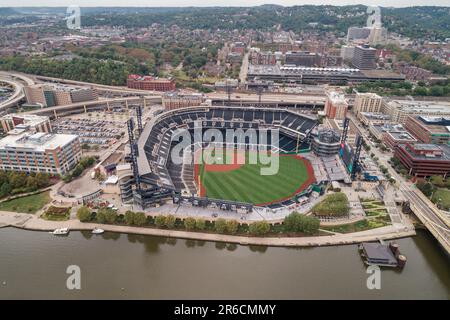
left=1, top=1, right=449, bottom=8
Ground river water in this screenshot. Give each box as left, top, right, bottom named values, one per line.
left=0, top=227, right=448, bottom=299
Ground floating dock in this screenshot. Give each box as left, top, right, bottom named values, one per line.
left=358, top=241, right=407, bottom=268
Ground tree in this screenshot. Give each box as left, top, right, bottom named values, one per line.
left=249, top=221, right=270, bottom=236
left=416, top=179, right=435, bottom=197
left=96, top=209, right=107, bottom=224
left=184, top=217, right=196, bottom=231
left=195, top=218, right=206, bottom=230
left=226, top=220, right=239, bottom=234
left=214, top=218, right=227, bottom=233
left=0, top=182, right=12, bottom=198
left=76, top=206, right=91, bottom=222
left=35, top=172, right=50, bottom=188
left=283, top=212, right=320, bottom=234
left=165, top=215, right=176, bottom=228
left=125, top=210, right=135, bottom=225
left=155, top=215, right=166, bottom=228
left=430, top=175, right=445, bottom=187
left=133, top=212, right=146, bottom=226
left=72, top=164, right=84, bottom=177
left=104, top=209, right=117, bottom=224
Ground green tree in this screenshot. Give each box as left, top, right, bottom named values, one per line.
left=155, top=215, right=166, bottom=228
left=249, top=221, right=271, bottom=236
left=35, top=172, right=50, bottom=188
left=0, top=182, right=12, bottom=198
left=226, top=220, right=239, bottom=234
left=165, top=215, right=176, bottom=229
left=184, top=217, right=196, bottom=231
left=104, top=209, right=117, bottom=224
left=133, top=212, right=147, bottom=226
left=195, top=218, right=206, bottom=230
left=214, top=218, right=227, bottom=233
left=125, top=210, right=135, bottom=225
left=96, top=209, right=107, bottom=224
left=76, top=206, right=91, bottom=222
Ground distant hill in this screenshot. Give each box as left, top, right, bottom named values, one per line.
left=1, top=5, right=449, bottom=40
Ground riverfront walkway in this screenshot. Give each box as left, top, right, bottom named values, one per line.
left=0, top=211, right=415, bottom=247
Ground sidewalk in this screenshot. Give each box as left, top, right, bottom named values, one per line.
left=0, top=210, right=416, bottom=247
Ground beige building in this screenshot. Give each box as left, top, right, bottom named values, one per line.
left=382, top=100, right=450, bottom=124
left=357, top=112, right=391, bottom=126
left=353, top=92, right=383, bottom=116
left=23, top=83, right=98, bottom=107
left=0, top=131, right=81, bottom=175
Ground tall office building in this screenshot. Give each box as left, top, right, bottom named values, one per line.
left=352, top=45, right=377, bottom=70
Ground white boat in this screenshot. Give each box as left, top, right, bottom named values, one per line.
left=91, top=227, right=105, bottom=235
left=51, top=227, right=70, bottom=235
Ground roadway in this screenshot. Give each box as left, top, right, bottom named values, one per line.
left=207, top=92, right=326, bottom=105
left=0, top=71, right=36, bottom=110
left=348, top=113, right=450, bottom=253
left=23, top=96, right=162, bottom=117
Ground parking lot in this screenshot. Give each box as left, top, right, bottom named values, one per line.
left=52, top=117, right=126, bottom=146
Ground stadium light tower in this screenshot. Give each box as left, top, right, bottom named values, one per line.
left=226, top=83, right=232, bottom=103
left=256, top=85, right=263, bottom=106
left=127, top=118, right=141, bottom=191
left=136, top=105, right=143, bottom=136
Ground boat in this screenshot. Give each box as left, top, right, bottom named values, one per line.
left=92, top=227, right=105, bottom=235
left=51, top=228, right=70, bottom=235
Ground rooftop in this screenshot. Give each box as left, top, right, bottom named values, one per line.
left=0, top=132, right=78, bottom=152
left=399, top=143, right=450, bottom=161
left=1, top=114, right=49, bottom=127
left=388, top=100, right=450, bottom=114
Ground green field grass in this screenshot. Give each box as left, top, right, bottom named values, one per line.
left=198, top=152, right=311, bottom=204
left=0, top=191, right=51, bottom=214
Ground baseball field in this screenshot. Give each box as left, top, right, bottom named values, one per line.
left=195, top=149, right=315, bottom=205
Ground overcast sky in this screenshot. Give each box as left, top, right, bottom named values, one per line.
left=1, top=1, right=449, bottom=8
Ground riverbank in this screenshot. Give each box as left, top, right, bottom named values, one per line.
left=0, top=210, right=416, bottom=247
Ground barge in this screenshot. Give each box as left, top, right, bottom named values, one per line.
left=358, top=241, right=407, bottom=268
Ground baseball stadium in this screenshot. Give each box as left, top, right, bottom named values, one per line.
left=120, top=106, right=318, bottom=212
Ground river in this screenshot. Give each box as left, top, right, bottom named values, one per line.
left=0, top=227, right=448, bottom=299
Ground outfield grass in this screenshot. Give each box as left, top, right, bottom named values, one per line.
left=0, top=191, right=51, bottom=214
left=199, top=153, right=311, bottom=204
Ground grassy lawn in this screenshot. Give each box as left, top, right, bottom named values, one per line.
left=321, top=217, right=390, bottom=234
left=431, top=188, right=450, bottom=210
left=312, top=192, right=349, bottom=217
left=199, top=152, right=312, bottom=205
left=0, top=191, right=51, bottom=214
left=360, top=198, right=389, bottom=219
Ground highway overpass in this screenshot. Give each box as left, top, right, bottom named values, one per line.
left=23, top=96, right=162, bottom=118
